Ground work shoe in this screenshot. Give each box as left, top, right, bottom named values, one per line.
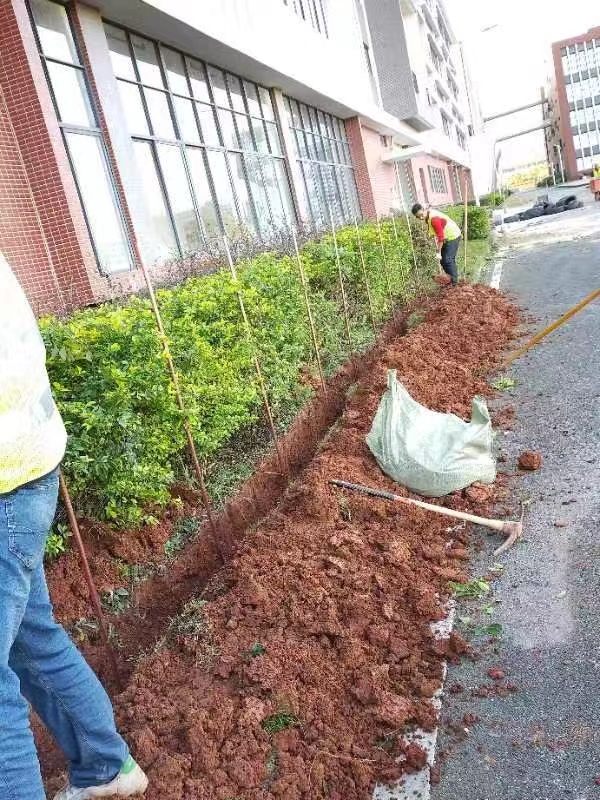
left=53, top=757, right=148, bottom=799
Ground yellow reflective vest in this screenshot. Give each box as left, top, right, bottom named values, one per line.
left=0, top=252, right=66, bottom=494
left=427, top=209, right=462, bottom=242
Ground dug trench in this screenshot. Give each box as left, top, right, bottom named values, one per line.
left=39, top=284, right=520, bottom=799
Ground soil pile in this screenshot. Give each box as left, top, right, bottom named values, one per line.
left=43, top=285, right=520, bottom=799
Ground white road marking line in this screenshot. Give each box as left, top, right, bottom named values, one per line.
left=372, top=601, right=456, bottom=800
left=490, top=260, right=504, bottom=289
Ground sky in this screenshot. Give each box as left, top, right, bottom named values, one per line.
left=445, top=0, right=599, bottom=170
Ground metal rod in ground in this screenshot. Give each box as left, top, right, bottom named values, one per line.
left=137, top=262, right=222, bottom=560
left=395, top=162, right=420, bottom=283
left=328, top=207, right=352, bottom=348
left=375, top=215, right=395, bottom=307
left=503, top=287, right=600, bottom=368
left=59, top=472, right=121, bottom=688
left=353, top=216, right=378, bottom=333
left=291, top=227, right=326, bottom=392
left=222, top=236, right=287, bottom=475
left=463, top=172, right=469, bottom=276
left=330, top=479, right=523, bottom=552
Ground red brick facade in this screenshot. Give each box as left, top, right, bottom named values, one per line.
left=345, top=116, right=377, bottom=219
left=0, top=0, right=99, bottom=314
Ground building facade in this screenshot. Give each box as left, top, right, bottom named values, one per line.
left=552, top=27, right=600, bottom=180
left=0, top=0, right=476, bottom=315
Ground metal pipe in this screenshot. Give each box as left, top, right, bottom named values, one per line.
left=328, top=207, right=352, bottom=348
left=137, top=261, right=222, bottom=560
left=222, top=236, right=287, bottom=474
left=291, top=227, right=326, bottom=392
left=483, top=98, right=544, bottom=122
left=59, top=472, right=121, bottom=688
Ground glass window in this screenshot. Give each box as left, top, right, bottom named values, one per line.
left=47, top=62, right=94, bottom=126
left=245, top=154, right=272, bottom=235
left=118, top=82, right=150, bottom=135
left=66, top=133, right=132, bottom=272
left=162, top=48, right=189, bottom=96
left=186, top=147, right=220, bottom=237
left=218, top=108, right=239, bottom=149
left=156, top=144, right=202, bottom=252
left=273, top=159, right=295, bottom=222
left=144, top=88, right=175, bottom=139
left=265, top=122, right=282, bottom=155
left=188, top=59, right=210, bottom=102
left=229, top=153, right=256, bottom=231
left=104, top=21, right=296, bottom=249
left=131, top=34, right=163, bottom=88
left=244, top=81, right=261, bottom=116
left=207, top=66, right=228, bottom=106
left=132, top=140, right=177, bottom=261
left=258, top=87, right=275, bottom=121
left=173, top=97, right=201, bottom=144
left=206, top=150, right=239, bottom=232
left=196, top=102, right=220, bottom=147
left=226, top=74, right=245, bottom=113
left=32, top=0, right=133, bottom=274
left=234, top=113, right=252, bottom=151
left=30, top=0, right=78, bottom=63
left=103, top=24, right=136, bottom=81
left=251, top=118, right=269, bottom=154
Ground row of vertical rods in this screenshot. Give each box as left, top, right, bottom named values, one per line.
left=222, top=236, right=287, bottom=476
left=61, top=203, right=412, bottom=683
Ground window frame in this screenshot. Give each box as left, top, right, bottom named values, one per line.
left=27, top=0, right=135, bottom=274
left=103, top=20, right=297, bottom=254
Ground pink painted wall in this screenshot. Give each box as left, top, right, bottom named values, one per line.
left=409, top=153, right=456, bottom=208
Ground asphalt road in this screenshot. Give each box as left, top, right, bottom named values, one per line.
left=431, top=200, right=600, bottom=800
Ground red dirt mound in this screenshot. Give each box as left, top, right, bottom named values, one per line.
left=41, top=285, right=519, bottom=799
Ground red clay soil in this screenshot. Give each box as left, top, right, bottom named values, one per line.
left=41, top=285, right=520, bottom=800
left=518, top=450, right=543, bottom=470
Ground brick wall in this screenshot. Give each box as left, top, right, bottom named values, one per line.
left=345, top=117, right=399, bottom=219
left=0, top=0, right=97, bottom=315
left=345, top=116, right=377, bottom=219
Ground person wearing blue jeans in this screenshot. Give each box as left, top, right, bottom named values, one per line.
left=0, top=252, right=148, bottom=800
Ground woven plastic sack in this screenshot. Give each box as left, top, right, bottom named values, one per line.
left=366, top=370, right=496, bottom=497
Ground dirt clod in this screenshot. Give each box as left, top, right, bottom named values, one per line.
left=518, top=451, right=542, bottom=470
left=487, top=667, right=506, bottom=681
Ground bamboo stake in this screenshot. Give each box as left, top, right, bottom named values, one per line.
left=222, top=236, right=287, bottom=475
left=137, top=262, right=222, bottom=559
left=503, top=287, right=600, bottom=368
left=328, top=207, right=352, bottom=348
left=330, top=479, right=524, bottom=556
left=463, top=171, right=469, bottom=277
left=291, top=227, right=326, bottom=393
left=59, top=472, right=121, bottom=687
left=394, top=162, right=420, bottom=284
left=353, top=216, right=378, bottom=333
left=375, top=215, right=395, bottom=307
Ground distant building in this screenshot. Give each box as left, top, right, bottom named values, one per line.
left=551, top=27, right=600, bottom=179
left=0, top=0, right=478, bottom=315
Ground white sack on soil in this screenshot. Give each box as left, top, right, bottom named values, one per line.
left=366, top=370, right=496, bottom=497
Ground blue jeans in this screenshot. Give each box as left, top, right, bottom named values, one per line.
left=0, top=469, right=129, bottom=799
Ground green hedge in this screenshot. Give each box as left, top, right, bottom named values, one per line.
left=444, top=205, right=491, bottom=241
left=41, top=219, right=437, bottom=527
